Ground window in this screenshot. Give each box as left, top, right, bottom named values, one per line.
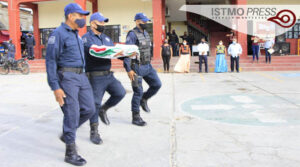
left=285, top=20, right=300, bottom=39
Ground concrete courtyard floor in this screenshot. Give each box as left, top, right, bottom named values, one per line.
left=0, top=71, right=300, bottom=167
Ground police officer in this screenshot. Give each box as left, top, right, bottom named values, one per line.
left=25, top=32, right=35, bottom=60
left=82, top=12, right=126, bottom=144
left=7, top=39, right=16, bottom=62
left=123, top=13, right=162, bottom=126
left=45, top=3, right=95, bottom=166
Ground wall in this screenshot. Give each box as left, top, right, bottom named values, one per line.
left=286, top=39, right=298, bottom=55
left=98, top=0, right=152, bottom=42
left=0, top=3, right=32, bottom=31
left=38, top=0, right=93, bottom=29
left=38, top=0, right=152, bottom=42
left=168, top=21, right=188, bottom=43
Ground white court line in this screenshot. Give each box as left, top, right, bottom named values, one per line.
left=230, top=95, right=254, bottom=103
left=251, top=110, right=287, bottom=123
left=191, top=104, right=235, bottom=110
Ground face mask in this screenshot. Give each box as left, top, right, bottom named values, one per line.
left=233, top=41, right=237, bottom=44
left=164, top=41, right=168, bottom=44
left=183, top=42, right=187, bottom=45
left=139, top=23, right=147, bottom=30
left=75, top=19, right=86, bottom=28
left=96, top=24, right=105, bottom=33
left=219, top=42, right=223, bottom=45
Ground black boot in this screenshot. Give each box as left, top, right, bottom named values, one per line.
left=65, top=143, right=86, bottom=166
left=140, top=98, right=150, bottom=113
left=90, top=123, right=103, bottom=145
left=132, top=112, right=147, bottom=126
left=98, top=104, right=110, bottom=125
left=60, top=134, right=65, bottom=143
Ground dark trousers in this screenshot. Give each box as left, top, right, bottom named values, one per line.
left=230, top=56, right=240, bottom=72
left=27, top=46, right=34, bottom=59
left=170, top=42, right=178, bottom=56
left=265, top=48, right=271, bottom=63
left=58, top=71, right=95, bottom=144
left=252, top=45, right=259, bottom=61
left=162, top=55, right=171, bottom=71
left=189, top=45, right=193, bottom=56
left=89, top=73, right=126, bottom=124
left=199, top=55, right=208, bottom=72
left=131, top=64, right=162, bottom=112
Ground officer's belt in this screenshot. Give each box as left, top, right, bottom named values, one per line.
left=87, top=70, right=111, bottom=77
left=131, top=59, right=150, bottom=65
left=58, top=67, right=84, bottom=74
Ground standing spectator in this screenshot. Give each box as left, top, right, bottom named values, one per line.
left=264, top=36, right=274, bottom=64
left=168, top=29, right=179, bottom=56
left=226, top=30, right=235, bottom=45
left=187, top=32, right=195, bottom=55
left=25, top=33, right=35, bottom=60
left=251, top=35, right=260, bottom=63
left=215, top=40, right=228, bottom=73
left=174, top=40, right=191, bottom=73
left=197, top=38, right=209, bottom=73
left=21, top=31, right=27, bottom=57
left=180, top=31, right=188, bottom=42
left=228, top=38, right=242, bottom=73
left=160, top=39, right=173, bottom=72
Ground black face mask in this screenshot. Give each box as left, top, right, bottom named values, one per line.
left=139, top=23, right=147, bottom=30
left=96, top=24, right=105, bottom=33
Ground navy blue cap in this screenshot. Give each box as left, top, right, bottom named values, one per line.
left=134, top=13, right=151, bottom=22
left=90, top=12, right=109, bottom=23
left=64, top=3, right=90, bottom=16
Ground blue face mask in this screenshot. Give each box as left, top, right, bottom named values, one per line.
left=75, top=19, right=86, bottom=28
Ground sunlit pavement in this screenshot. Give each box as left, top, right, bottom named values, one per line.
left=0, top=71, right=300, bottom=167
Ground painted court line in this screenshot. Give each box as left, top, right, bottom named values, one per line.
left=191, top=104, right=235, bottom=110
left=199, top=73, right=205, bottom=82
left=255, top=72, right=283, bottom=82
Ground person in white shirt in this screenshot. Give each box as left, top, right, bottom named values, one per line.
left=264, top=36, right=274, bottom=64
left=197, top=38, right=209, bottom=73
left=228, top=37, right=242, bottom=73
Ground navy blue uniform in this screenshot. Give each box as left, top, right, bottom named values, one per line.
left=7, top=43, right=15, bottom=60
left=82, top=30, right=125, bottom=124
left=46, top=23, right=95, bottom=144
left=124, top=27, right=161, bottom=113
left=25, top=35, right=35, bottom=59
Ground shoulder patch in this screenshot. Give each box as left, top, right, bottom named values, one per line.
left=48, top=36, right=55, bottom=45
left=126, top=36, right=131, bottom=43
left=82, top=37, right=87, bottom=44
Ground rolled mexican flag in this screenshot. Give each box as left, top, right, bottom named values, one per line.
left=89, top=44, right=140, bottom=59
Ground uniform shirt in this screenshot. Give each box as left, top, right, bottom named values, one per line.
left=45, top=23, right=86, bottom=91
left=82, top=30, right=114, bottom=72
left=228, top=43, right=242, bottom=57
left=197, top=42, right=209, bottom=55
left=264, top=39, right=274, bottom=49
left=25, top=36, right=35, bottom=46
left=7, top=43, right=15, bottom=59
left=123, top=27, right=151, bottom=72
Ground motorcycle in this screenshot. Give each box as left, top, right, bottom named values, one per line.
left=0, top=56, right=30, bottom=75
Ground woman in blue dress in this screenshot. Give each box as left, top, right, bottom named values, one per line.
left=215, top=40, right=228, bottom=73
